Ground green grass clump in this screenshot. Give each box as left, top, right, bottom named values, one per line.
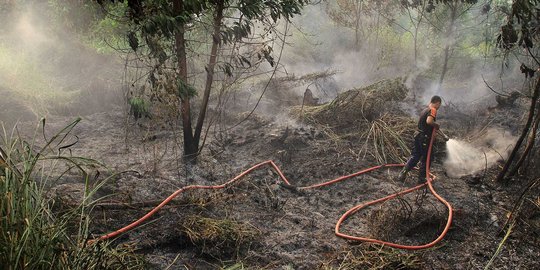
left=128, top=97, right=150, bottom=119
left=320, top=244, right=423, bottom=270
left=182, top=215, right=259, bottom=259
left=0, top=119, right=145, bottom=269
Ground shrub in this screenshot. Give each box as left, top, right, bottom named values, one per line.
left=0, top=118, right=145, bottom=269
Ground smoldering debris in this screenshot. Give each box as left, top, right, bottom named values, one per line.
left=292, top=77, right=409, bottom=128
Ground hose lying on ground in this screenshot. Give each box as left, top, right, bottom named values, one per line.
left=334, top=130, right=453, bottom=249
left=91, top=128, right=452, bottom=250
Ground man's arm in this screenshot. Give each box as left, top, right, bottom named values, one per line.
left=426, top=115, right=440, bottom=129
left=427, top=116, right=449, bottom=141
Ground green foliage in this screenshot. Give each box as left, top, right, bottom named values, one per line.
left=128, top=97, right=150, bottom=119
left=88, top=2, right=130, bottom=53
left=0, top=44, right=79, bottom=116
left=321, top=244, right=423, bottom=270
left=48, top=0, right=103, bottom=32
left=475, top=1, right=540, bottom=80
left=182, top=215, right=259, bottom=258
left=128, top=31, right=138, bottom=51
left=92, top=0, right=305, bottom=157
left=95, top=0, right=308, bottom=88
left=402, top=0, right=479, bottom=10
left=0, top=119, right=146, bottom=269
left=496, top=0, right=540, bottom=51
left=219, top=20, right=253, bottom=45
left=47, top=1, right=130, bottom=53
left=177, top=79, right=198, bottom=99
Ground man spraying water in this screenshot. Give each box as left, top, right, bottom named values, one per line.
left=443, top=128, right=516, bottom=177
left=398, top=95, right=449, bottom=183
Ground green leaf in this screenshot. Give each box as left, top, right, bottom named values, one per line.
left=127, top=31, right=139, bottom=51
left=239, top=55, right=252, bottom=67
left=177, top=79, right=198, bottom=99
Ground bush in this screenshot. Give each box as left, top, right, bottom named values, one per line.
left=0, top=118, right=145, bottom=269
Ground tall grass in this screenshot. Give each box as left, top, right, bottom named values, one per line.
left=320, top=244, right=423, bottom=270
left=0, top=118, right=145, bottom=269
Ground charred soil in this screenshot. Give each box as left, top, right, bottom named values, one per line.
left=8, top=79, right=540, bottom=269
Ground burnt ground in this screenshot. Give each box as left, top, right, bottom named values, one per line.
left=6, top=87, right=540, bottom=269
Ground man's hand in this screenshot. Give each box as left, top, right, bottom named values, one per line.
left=432, top=122, right=440, bottom=130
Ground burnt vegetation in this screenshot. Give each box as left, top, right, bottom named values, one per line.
left=1, top=0, right=540, bottom=269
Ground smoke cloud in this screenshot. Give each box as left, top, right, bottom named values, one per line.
left=443, top=128, right=516, bottom=177
left=0, top=3, right=124, bottom=127
left=282, top=5, right=415, bottom=100
left=283, top=3, right=534, bottom=115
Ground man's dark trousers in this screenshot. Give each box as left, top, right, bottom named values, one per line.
left=405, top=132, right=432, bottom=181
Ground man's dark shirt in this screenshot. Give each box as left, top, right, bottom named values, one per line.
left=418, top=105, right=437, bottom=137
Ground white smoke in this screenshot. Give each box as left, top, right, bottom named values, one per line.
left=443, top=128, right=516, bottom=177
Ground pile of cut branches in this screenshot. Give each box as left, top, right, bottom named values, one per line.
left=291, top=78, right=409, bottom=130
left=359, top=114, right=415, bottom=164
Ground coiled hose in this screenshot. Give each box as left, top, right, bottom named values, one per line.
left=91, top=128, right=452, bottom=250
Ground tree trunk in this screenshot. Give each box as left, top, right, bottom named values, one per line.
left=508, top=100, right=540, bottom=177
left=413, top=26, right=419, bottom=67
left=438, top=45, right=450, bottom=89
left=413, top=6, right=426, bottom=68
left=438, top=5, right=457, bottom=90
left=497, top=75, right=540, bottom=181
left=194, top=0, right=225, bottom=147
left=354, top=3, right=361, bottom=51
left=173, top=0, right=198, bottom=162
left=375, top=12, right=380, bottom=48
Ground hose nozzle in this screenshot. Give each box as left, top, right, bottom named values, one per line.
left=438, top=130, right=450, bottom=142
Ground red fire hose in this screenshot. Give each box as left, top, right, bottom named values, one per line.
left=335, top=132, right=453, bottom=249
left=91, top=128, right=452, bottom=250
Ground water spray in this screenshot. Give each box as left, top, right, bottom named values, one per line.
left=443, top=129, right=516, bottom=178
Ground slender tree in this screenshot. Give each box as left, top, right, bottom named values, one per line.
left=97, top=0, right=307, bottom=162
left=495, top=0, right=540, bottom=181
left=424, top=0, right=477, bottom=90
left=400, top=0, right=431, bottom=67
left=325, top=0, right=396, bottom=51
